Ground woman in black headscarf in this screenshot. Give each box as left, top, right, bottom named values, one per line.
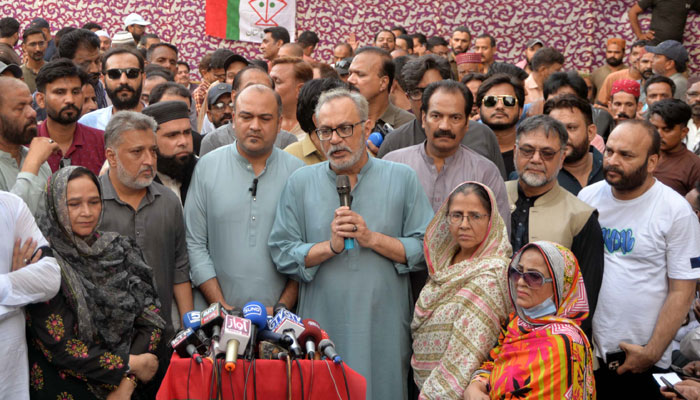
left=26, top=166, right=166, bottom=400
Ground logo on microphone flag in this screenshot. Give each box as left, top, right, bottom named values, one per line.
left=206, top=0, right=296, bottom=43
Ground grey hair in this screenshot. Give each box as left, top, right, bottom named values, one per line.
left=515, top=114, right=568, bottom=149
left=233, top=83, right=282, bottom=118
left=104, top=111, right=157, bottom=150
left=314, top=88, right=368, bottom=122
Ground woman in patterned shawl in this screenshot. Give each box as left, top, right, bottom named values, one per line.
left=465, top=241, right=595, bottom=400
left=26, top=166, right=166, bottom=400
left=411, top=182, right=513, bottom=399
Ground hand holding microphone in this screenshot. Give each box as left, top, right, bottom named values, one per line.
left=332, top=207, right=373, bottom=248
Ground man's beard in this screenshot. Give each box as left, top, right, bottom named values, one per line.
left=0, top=113, right=36, bottom=145
left=607, top=56, right=623, bottom=67
left=641, top=68, right=654, bottom=80
left=107, top=83, right=142, bottom=110
left=518, top=163, right=557, bottom=187
left=47, top=104, right=81, bottom=125
left=116, top=160, right=154, bottom=189
left=565, top=139, right=590, bottom=164
left=156, top=150, right=196, bottom=183
left=29, top=51, right=44, bottom=62
left=603, top=158, right=648, bottom=191
left=481, top=110, right=519, bottom=132
left=325, top=143, right=364, bottom=171
left=691, top=102, right=700, bottom=117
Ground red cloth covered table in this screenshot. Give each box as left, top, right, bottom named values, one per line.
left=156, top=354, right=366, bottom=400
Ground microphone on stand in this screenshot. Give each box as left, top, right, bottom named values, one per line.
left=336, top=175, right=354, bottom=250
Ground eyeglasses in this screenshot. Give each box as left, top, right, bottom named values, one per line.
left=482, top=95, right=518, bottom=108
left=517, top=145, right=562, bottom=161
left=508, top=266, right=553, bottom=288
left=105, top=68, right=142, bottom=80
left=447, top=211, right=489, bottom=226
left=212, top=101, right=233, bottom=110
left=315, top=120, right=365, bottom=141
left=407, top=87, right=425, bottom=101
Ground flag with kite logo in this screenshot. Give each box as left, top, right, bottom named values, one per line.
left=206, top=0, right=296, bottom=43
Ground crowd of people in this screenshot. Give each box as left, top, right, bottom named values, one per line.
left=1, top=2, right=700, bottom=399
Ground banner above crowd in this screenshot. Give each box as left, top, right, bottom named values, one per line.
left=206, top=0, right=296, bottom=43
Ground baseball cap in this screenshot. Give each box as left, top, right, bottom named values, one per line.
left=208, top=83, right=232, bottom=105
left=30, top=18, right=50, bottom=29
left=526, top=39, right=544, bottom=49
left=223, top=53, right=250, bottom=72
left=334, top=57, right=353, bottom=76
left=124, top=13, right=151, bottom=28
left=645, top=40, right=688, bottom=70
left=0, top=61, right=22, bottom=78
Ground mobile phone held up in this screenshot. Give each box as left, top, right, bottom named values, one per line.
left=660, top=376, right=689, bottom=400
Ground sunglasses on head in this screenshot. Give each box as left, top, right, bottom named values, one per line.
left=508, top=266, right=553, bottom=288
left=105, top=68, right=141, bottom=80
left=482, top=95, right=518, bottom=108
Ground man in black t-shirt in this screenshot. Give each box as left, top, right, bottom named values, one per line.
left=629, top=0, right=700, bottom=45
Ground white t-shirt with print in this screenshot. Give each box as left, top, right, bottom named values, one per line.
left=579, top=180, right=700, bottom=368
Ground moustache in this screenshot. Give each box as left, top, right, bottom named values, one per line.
left=138, top=165, right=155, bottom=176
left=60, top=104, right=81, bottom=115
left=327, top=144, right=352, bottom=156
left=221, top=113, right=232, bottom=120
left=603, top=165, right=624, bottom=175
left=617, top=112, right=631, bottom=119
left=115, top=84, right=135, bottom=93
left=433, top=129, right=456, bottom=139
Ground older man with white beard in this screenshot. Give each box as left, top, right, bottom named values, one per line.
left=506, top=114, right=604, bottom=336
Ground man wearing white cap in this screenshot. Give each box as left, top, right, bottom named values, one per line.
left=124, top=13, right=150, bottom=44
left=95, top=30, right=111, bottom=53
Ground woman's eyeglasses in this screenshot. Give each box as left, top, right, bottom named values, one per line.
left=447, top=211, right=489, bottom=226
left=508, top=266, right=553, bottom=288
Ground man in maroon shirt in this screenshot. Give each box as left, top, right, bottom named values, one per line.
left=648, top=98, right=700, bottom=195
left=34, top=58, right=105, bottom=175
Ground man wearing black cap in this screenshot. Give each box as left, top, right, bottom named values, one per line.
left=0, top=60, right=21, bottom=78
left=0, top=18, right=20, bottom=66
left=223, top=53, right=249, bottom=85
left=334, top=57, right=352, bottom=83
left=207, top=82, right=233, bottom=129
left=142, top=101, right=197, bottom=204
left=646, top=40, right=689, bottom=99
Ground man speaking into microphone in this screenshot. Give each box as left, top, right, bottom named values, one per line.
left=269, top=88, right=433, bottom=400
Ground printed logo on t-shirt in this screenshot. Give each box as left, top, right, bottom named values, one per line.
left=691, top=257, right=700, bottom=269
left=601, top=228, right=635, bottom=254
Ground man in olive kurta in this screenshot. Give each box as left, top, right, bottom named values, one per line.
left=269, top=89, right=433, bottom=400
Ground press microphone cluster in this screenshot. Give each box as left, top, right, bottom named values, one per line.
left=169, top=301, right=343, bottom=364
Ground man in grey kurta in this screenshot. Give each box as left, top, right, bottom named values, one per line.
left=185, top=84, right=305, bottom=311
left=269, top=88, right=433, bottom=400
left=0, top=78, right=55, bottom=216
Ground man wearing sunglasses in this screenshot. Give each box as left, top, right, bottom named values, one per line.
left=376, top=55, right=506, bottom=177
left=206, top=82, right=233, bottom=129
left=507, top=114, right=604, bottom=337
left=79, top=47, right=145, bottom=130
left=477, top=73, right=525, bottom=176
left=579, top=120, right=700, bottom=398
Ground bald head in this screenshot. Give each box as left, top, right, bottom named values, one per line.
left=234, top=83, right=282, bottom=117
left=0, top=77, right=29, bottom=106
left=232, top=66, right=274, bottom=92
left=278, top=43, right=304, bottom=58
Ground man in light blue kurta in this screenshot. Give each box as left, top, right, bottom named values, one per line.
left=269, top=87, right=433, bottom=400
left=184, top=84, right=304, bottom=310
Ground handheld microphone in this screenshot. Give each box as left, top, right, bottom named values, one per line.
left=269, top=304, right=304, bottom=358
left=200, top=303, right=227, bottom=356
left=368, top=132, right=384, bottom=148
left=183, top=311, right=210, bottom=346
left=298, top=318, right=323, bottom=359
left=242, top=301, right=267, bottom=360
left=170, top=328, right=203, bottom=363
left=220, top=315, right=252, bottom=372
left=336, top=175, right=354, bottom=250
left=319, top=338, right=342, bottom=363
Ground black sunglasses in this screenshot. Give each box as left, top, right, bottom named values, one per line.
left=482, top=95, right=518, bottom=108
left=508, top=266, right=553, bottom=289
left=105, top=68, right=142, bottom=80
